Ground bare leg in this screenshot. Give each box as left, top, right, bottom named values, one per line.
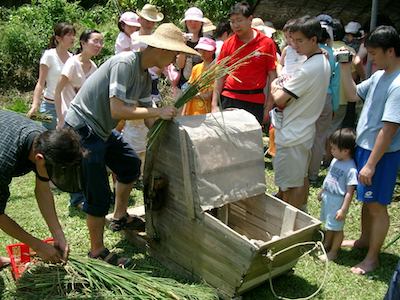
left=87, top=215, right=106, bottom=256
left=342, top=203, right=370, bottom=248
left=113, top=180, right=135, bottom=220
left=351, top=202, right=389, bottom=275
left=326, top=231, right=344, bottom=261
left=282, top=178, right=309, bottom=209
left=323, top=230, right=334, bottom=251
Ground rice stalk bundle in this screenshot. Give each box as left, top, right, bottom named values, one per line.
left=147, top=45, right=271, bottom=150
left=10, top=256, right=218, bottom=299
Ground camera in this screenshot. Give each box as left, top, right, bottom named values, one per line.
left=182, top=33, right=193, bottom=41
left=335, top=50, right=353, bottom=63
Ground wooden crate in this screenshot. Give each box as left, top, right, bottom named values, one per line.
left=141, top=110, right=321, bottom=299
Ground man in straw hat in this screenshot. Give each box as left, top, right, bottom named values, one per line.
left=64, top=23, right=199, bottom=265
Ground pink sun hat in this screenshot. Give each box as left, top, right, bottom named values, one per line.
left=119, top=12, right=141, bottom=27
left=194, top=37, right=216, bottom=52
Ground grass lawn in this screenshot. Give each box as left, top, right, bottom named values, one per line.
left=0, top=157, right=399, bottom=299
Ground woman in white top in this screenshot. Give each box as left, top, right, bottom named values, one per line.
left=27, top=22, right=76, bottom=129
left=54, top=29, right=104, bottom=129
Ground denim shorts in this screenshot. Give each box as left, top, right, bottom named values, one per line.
left=355, top=147, right=400, bottom=205
left=73, top=124, right=141, bottom=217
left=39, top=100, right=57, bottom=130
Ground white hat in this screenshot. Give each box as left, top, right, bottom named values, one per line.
left=345, top=21, right=362, bottom=34
left=134, top=23, right=200, bottom=56
left=251, top=17, right=276, bottom=38
left=321, top=23, right=334, bottom=41
left=182, top=7, right=205, bottom=23
left=137, top=4, right=164, bottom=22
left=119, top=12, right=141, bottom=27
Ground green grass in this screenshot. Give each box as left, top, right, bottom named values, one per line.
left=0, top=157, right=399, bottom=299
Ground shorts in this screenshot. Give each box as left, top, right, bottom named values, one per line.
left=273, top=140, right=312, bottom=191
left=73, top=124, right=141, bottom=217
left=320, top=192, right=345, bottom=231
left=355, top=147, right=400, bottom=205
left=39, top=100, right=57, bottom=130
left=220, top=95, right=264, bottom=125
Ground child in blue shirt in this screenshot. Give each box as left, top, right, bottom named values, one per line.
left=318, top=128, right=358, bottom=261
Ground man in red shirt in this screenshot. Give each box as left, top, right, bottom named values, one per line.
left=211, top=1, right=277, bottom=124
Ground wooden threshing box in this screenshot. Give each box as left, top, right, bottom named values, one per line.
left=143, top=110, right=321, bottom=299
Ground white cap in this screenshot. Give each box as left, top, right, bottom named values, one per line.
left=345, top=21, right=362, bottom=34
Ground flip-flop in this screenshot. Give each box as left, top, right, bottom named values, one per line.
left=88, top=248, right=132, bottom=268
left=109, top=213, right=145, bottom=232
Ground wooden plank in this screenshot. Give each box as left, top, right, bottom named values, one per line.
left=217, top=204, right=229, bottom=224
left=280, top=206, right=297, bottom=237
left=178, top=128, right=195, bottom=219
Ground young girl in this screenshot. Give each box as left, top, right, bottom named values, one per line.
left=182, top=37, right=216, bottom=115
left=115, top=11, right=141, bottom=54
left=318, top=128, right=358, bottom=261
left=54, top=29, right=104, bottom=129
left=176, top=7, right=205, bottom=89
left=54, top=29, right=103, bottom=208
left=27, top=22, right=76, bottom=129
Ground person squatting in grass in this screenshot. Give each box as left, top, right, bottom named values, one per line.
left=0, top=110, right=85, bottom=270
left=340, top=25, right=400, bottom=275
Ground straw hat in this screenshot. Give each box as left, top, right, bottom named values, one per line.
left=181, top=7, right=205, bottom=23
left=251, top=17, right=276, bottom=38
left=137, top=4, right=164, bottom=22
left=134, top=23, right=200, bottom=56
left=119, top=12, right=141, bottom=27
left=202, top=18, right=216, bottom=33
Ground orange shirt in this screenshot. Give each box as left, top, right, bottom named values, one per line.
left=182, top=62, right=213, bottom=116
left=217, top=29, right=276, bottom=104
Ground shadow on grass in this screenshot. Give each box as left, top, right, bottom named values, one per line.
left=242, top=272, right=320, bottom=299
left=336, top=248, right=399, bottom=283
left=0, top=275, right=4, bottom=300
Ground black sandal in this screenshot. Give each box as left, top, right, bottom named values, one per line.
left=88, top=248, right=132, bottom=268
left=109, top=213, right=145, bottom=232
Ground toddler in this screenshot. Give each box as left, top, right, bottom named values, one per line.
left=318, top=128, right=358, bottom=261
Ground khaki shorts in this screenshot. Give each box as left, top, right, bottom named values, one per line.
left=273, top=140, right=312, bottom=191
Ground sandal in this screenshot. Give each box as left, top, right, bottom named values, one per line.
left=88, top=248, right=132, bottom=268
left=109, top=213, right=145, bottom=232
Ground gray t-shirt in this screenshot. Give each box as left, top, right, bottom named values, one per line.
left=65, top=51, right=152, bottom=140
left=322, top=158, right=358, bottom=196
left=356, top=69, right=400, bottom=152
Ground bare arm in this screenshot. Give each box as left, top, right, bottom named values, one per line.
left=211, top=76, right=226, bottom=113
left=359, top=122, right=399, bottom=186
left=35, top=177, right=69, bottom=261
left=270, top=77, right=292, bottom=107
left=109, top=97, right=177, bottom=121
left=27, top=64, right=49, bottom=118
left=264, top=70, right=278, bottom=122
left=340, top=62, right=360, bottom=102
left=54, top=75, right=69, bottom=129
left=336, top=185, right=355, bottom=221
left=176, top=53, right=186, bottom=69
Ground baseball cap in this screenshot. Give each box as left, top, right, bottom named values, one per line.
left=195, top=37, right=216, bottom=52
left=119, top=12, right=141, bottom=27
left=345, top=21, right=362, bottom=34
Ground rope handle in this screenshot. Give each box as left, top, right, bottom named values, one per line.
left=263, top=231, right=328, bottom=300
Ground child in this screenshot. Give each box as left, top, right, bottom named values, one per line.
left=318, top=128, right=358, bottom=261
left=115, top=11, right=141, bottom=54
left=182, top=37, right=216, bottom=115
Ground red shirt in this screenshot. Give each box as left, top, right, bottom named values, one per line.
left=217, top=29, right=276, bottom=104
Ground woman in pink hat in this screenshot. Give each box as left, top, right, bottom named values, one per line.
left=176, top=7, right=205, bottom=89
left=182, top=37, right=216, bottom=116
left=115, top=11, right=141, bottom=54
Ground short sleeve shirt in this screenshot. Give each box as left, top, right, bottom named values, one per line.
left=0, top=110, right=44, bottom=214
left=275, top=52, right=331, bottom=147
left=115, top=32, right=132, bottom=54
left=60, top=55, right=97, bottom=117
left=323, top=158, right=358, bottom=196
left=65, top=52, right=152, bottom=140
left=217, top=29, right=276, bottom=104
left=356, top=69, right=400, bottom=152
left=40, top=48, right=72, bottom=99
